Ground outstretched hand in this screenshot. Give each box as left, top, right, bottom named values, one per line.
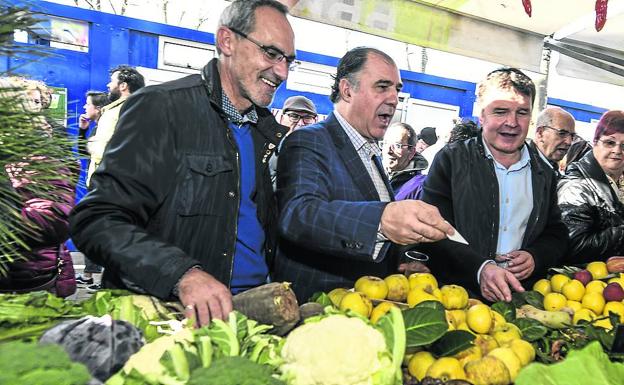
left=380, top=200, right=454, bottom=245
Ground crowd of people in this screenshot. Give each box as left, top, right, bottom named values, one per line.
left=1, top=0, right=623, bottom=326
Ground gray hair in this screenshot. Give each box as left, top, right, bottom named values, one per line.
left=536, top=106, right=574, bottom=129
left=389, top=122, right=417, bottom=146
left=217, top=0, right=289, bottom=54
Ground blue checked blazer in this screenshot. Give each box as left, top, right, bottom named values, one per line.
left=274, top=113, right=398, bottom=302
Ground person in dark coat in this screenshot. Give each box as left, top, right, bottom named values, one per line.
left=558, top=110, right=624, bottom=264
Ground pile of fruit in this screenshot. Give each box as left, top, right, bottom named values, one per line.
left=325, top=273, right=538, bottom=384
left=533, top=261, right=624, bottom=330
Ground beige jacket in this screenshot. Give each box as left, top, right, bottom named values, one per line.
left=86, top=96, right=127, bottom=186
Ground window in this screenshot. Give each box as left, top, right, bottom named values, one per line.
left=14, top=15, right=89, bottom=52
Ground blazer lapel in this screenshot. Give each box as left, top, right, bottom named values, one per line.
left=326, top=113, right=381, bottom=201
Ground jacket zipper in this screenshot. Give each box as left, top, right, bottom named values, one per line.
left=226, top=125, right=242, bottom=288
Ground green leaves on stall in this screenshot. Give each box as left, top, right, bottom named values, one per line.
left=512, top=318, right=549, bottom=342
left=430, top=330, right=475, bottom=357
left=403, top=301, right=448, bottom=348
left=492, top=301, right=516, bottom=322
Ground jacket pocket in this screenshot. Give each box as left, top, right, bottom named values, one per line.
left=177, top=154, right=234, bottom=216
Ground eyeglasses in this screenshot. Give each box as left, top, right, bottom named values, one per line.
left=542, top=126, right=579, bottom=140
left=598, top=139, right=624, bottom=151
left=285, top=112, right=316, bottom=125
left=387, top=142, right=414, bottom=152
left=228, top=27, right=296, bottom=67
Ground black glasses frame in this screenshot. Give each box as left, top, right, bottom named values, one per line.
left=228, top=27, right=296, bottom=66
left=542, top=125, right=579, bottom=140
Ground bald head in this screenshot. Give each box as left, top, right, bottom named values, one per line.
left=535, top=107, right=576, bottom=162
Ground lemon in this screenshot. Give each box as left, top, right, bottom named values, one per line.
left=603, top=301, right=624, bottom=323
left=466, top=304, right=494, bottom=334
left=491, top=323, right=522, bottom=346
left=550, top=274, right=571, bottom=293
left=354, top=275, right=388, bottom=300
left=408, top=273, right=438, bottom=292
left=487, top=347, right=522, bottom=381
left=543, top=292, right=567, bottom=311
left=506, top=339, right=535, bottom=367
left=532, top=278, right=552, bottom=296
left=474, top=334, right=499, bottom=355
left=573, top=308, right=596, bottom=325
left=465, top=356, right=511, bottom=385
left=561, top=279, right=585, bottom=301
left=327, top=288, right=349, bottom=307
left=491, top=310, right=507, bottom=330
left=446, top=309, right=467, bottom=329
left=585, top=280, right=607, bottom=294
left=440, top=285, right=469, bottom=310
left=339, top=291, right=372, bottom=317
left=453, top=345, right=482, bottom=368
left=594, top=317, right=614, bottom=330
left=566, top=300, right=583, bottom=313
left=587, top=261, right=609, bottom=280
left=407, top=288, right=441, bottom=308
left=369, top=301, right=396, bottom=324
left=384, top=274, right=409, bottom=302
left=426, top=357, right=466, bottom=381
left=408, top=351, right=436, bottom=381
left=581, top=292, right=606, bottom=315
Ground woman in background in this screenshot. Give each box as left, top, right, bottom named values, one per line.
left=558, top=110, right=624, bottom=264
left=0, top=77, right=76, bottom=297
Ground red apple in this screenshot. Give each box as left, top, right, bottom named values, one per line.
left=603, top=282, right=624, bottom=302
left=573, top=270, right=593, bottom=286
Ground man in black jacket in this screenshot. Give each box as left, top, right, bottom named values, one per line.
left=419, top=68, right=568, bottom=302
left=69, top=0, right=294, bottom=326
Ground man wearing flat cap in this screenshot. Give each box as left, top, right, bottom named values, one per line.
left=271, top=95, right=319, bottom=187
left=279, top=95, right=318, bottom=133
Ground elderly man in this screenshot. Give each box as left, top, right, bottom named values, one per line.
left=270, top=95, right=318, bottom=188
left=274, top=47, right=453, bottom=301
left=419, top=68, right=568, bottom=302
left=280, top=95, right=318, bottom=133
left=532, top=106, right=577, bottom=173
left=70, top=0, right=295, bottom=326
left=382, top=122, right=428, bottom=191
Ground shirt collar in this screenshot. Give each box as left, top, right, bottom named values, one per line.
left=483, top=141, right=531, bottom=171
left=334, top=110, right=381, bottom=157
left=221, top=92, right=258, bottom=125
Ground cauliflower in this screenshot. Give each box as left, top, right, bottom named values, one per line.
left=279, top=313, right=403, bottom=385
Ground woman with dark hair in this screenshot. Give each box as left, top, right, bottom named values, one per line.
left=558, top=110, right=624, bottom=264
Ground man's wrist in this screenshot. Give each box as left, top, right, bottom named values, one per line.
left=172, top=265, right=202, bottom=297
left=477, top=260, right=496, bottom=284
left=377, top=222, right=389, bottom=242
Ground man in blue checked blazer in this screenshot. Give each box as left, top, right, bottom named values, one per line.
left=274, top=47, right=454, bottom=302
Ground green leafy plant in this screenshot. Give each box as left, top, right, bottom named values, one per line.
left=0, top=1, right=76, bottom=276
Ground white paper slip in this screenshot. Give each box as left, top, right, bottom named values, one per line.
left=448, top=230, right=469, bottom=245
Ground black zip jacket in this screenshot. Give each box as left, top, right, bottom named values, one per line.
left=557, top=150, right=624, bottom=264
left=418, top=135, right=568, bottom=294
left=69, top=59, right=287, bottom=299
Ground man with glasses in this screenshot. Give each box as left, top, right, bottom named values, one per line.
left=532, top=106, right=577, bottom=174
left=70, top=0, right=294, bottom=326
left=418, top=68, right=568, bottom=303
left=280, top=95, right=318, bottom=132
left=270, top=96, right=318, bottom=188
left=382, top=122, right=428, bottom=191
